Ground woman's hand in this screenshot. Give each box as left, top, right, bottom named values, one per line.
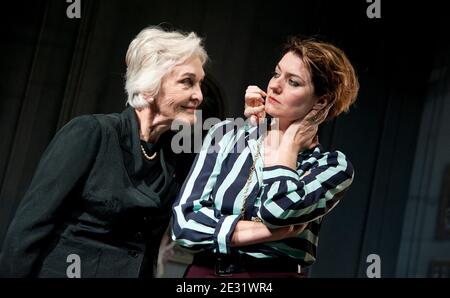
left=244, top=85, right=266, bottom=125
left=281, top=108, right=325, bottom=153
left=268, top=107, right=330, bottom=169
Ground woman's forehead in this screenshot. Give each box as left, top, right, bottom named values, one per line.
left=278, top=52, right=311, bottom=82
left=172, top=57, right=205, bottom=78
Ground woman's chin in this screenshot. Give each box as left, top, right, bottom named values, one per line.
left=175, top=112, right=197, bottom=125
left=265, top=108, right=281, bottom=119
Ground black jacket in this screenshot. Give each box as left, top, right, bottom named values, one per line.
left=0, top=107, right=180, bottom=277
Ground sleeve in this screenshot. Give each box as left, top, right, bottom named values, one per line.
left=171, top=121, right=241, bottom=255
left=258, top=150, right=354, bottom=228
left=0, top=115, right=101, bottom=277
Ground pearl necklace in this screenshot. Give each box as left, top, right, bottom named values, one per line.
left=140, top=144, right=157, bottom=160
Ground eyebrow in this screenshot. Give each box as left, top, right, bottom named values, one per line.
left=276, top=64, right=306, bottom=83
left=180, top=72, right=205, bottom=82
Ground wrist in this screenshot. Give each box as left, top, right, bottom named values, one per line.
left=275, top=148, right=298, bottom=170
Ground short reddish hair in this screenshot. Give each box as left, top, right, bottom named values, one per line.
left=283, top=37, right=359, bottom=120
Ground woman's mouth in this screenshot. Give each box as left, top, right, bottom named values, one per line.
left=182, top=106, right=197, bottom=113
left=268, top=96, right=280, bottom=104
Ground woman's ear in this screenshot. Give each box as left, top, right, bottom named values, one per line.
left=312, top=96, right=329, bottom=111
left=141, top=92, right=155, bottom=105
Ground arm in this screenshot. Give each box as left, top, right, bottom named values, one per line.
left=172, top=121, right=241, bottom=254
left=0, top=116, right=101, bottom=277
left=259, top=150, right=354, bottom=228
left=230, top=220, right=307, bottom=247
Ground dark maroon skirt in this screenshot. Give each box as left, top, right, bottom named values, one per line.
left=184, top=263, right=307, bottom=278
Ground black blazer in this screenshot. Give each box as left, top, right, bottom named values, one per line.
left=0, top=107, right=180, bottom=277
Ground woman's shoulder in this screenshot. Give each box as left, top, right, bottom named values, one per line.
left=65, top=114, right=99, bottom=128
left=45, top=115, right=103, bottom=155
left=59, top=114, right=101, bottom=137
left=66, top=111, right=125, bottom=135
left=312, top=147, right=354, bottom=176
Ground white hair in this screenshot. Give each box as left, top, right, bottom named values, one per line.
left=125, top=26, right=208, bottom=108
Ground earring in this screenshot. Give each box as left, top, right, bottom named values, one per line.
left=140, top=92, right=154, bottom=104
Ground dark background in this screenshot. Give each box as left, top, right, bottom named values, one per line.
left=1, top=0, right=449, bottom=277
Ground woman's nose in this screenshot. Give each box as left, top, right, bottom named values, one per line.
left=269, top=78, right=282, bottom=94
left=192, top=84, right=203, bottom=104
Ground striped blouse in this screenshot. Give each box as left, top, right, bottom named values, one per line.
left=171, top=119, right=354, bottom=266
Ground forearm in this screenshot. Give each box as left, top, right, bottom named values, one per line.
left=230, top=220, right=297, bottom=247
left=260, top=151, right=354, bottom=227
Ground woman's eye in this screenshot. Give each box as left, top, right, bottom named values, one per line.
left=288, top=79, right=300, bottom=87
left=272, top=71, right=280, bottom=78
left=181, top=78, right=193, bottom=87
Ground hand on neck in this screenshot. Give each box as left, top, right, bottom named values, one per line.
left=270, top=117, right=296, bottom=133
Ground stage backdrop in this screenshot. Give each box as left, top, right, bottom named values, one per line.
left=0, top=0, right=449, bottom=277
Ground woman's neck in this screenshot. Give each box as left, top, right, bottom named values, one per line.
left=265, top=118, right=286, bottom=149
left=134, top=107, right=172, bottom=143
left=269, top=117, right=294, bottom=134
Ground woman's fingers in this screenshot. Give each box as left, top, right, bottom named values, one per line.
left=244, top=85, right=266, bottom=124
left=283, top=114, right=319, bottom=152
left=310, top=135, right=319, bottom=148
left=245, top=92, right=265, bottom=106
left=304, top=108, right=320, bottom=123
left=305, top=105, right=331, bottom=124
left=245, top=86, right=266, bottom=106
left=246, top=85, right=267, bottom=97
left=245, top=107, right=265, bottom=125
left=244, top=105, right=265, bottom=118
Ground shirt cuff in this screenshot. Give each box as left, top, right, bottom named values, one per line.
left=263, top=165, right=300, bottom=184
left=214, top=214, right=241, bottom=254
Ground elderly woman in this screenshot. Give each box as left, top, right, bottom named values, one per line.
left=172, top=36, right=359, bottom=277
left=0, top=27, right=207, bottom=278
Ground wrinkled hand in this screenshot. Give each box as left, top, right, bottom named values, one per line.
left=244, top=85, right=266, bottom=125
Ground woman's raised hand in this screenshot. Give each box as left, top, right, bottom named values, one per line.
left=268, top=107, right=331, bottom=170
left=282, top=106, right=330, bottom=153
left=244, top=85, right=266, bottom=125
